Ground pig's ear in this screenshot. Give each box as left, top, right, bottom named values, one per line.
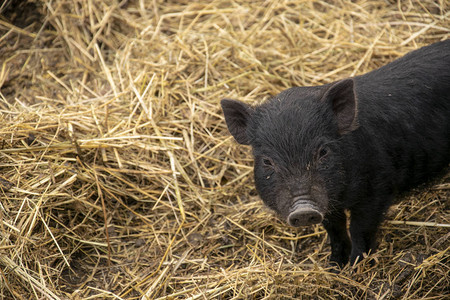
left=322, top=78, right=358, bottom=135
left=221, top=99, right=253, bottom=145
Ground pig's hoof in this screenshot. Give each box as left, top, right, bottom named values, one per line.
left=350, top=254, right=376, bottom=267
left=329, top=254, right=349, bottom=269
left=350, top=252, right=366, bottom=266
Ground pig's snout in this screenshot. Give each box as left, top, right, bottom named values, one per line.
left=288, top=209, right=323, bottom=227
left=287, top=200, right=323, bottom=227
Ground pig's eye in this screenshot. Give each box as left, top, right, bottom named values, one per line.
left=317, top=147, right=329, bottom=160
left=262, top=157, right=274, bottom=167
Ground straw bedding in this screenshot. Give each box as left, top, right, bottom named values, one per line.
left=0, top=0, right=449, bottom=299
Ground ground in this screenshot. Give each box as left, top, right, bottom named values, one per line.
left=0, top=0, right=449, bottom=299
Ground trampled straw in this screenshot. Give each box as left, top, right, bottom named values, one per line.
left=0, top=0, right=448, bottom=298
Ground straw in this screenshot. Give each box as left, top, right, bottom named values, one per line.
left=0, top=0, right=448, bottom=298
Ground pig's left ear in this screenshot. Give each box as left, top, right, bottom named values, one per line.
left=221, top=99, right=253, bottom=145
left=322, top=78, right=358, bottom=135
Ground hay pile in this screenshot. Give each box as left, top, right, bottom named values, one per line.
left=0, top=0, right=449, bottom=298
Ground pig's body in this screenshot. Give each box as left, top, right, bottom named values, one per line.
left=353, top=43, right=450, bottom=193
left=221, top=40, right=450, bottom=266
left=329, top=41, right=450, bottom=264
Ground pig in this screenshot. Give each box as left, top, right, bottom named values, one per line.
left=221, top=40, right=450, bottom=266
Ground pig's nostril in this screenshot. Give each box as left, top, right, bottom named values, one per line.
left=288, top=209, right=323, bottom=227
left=309, top=214, right=321, bottom=224
left=290, top=216, right=301, bottom=227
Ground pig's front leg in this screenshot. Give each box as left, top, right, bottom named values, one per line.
left=322, top=209, right=351, bottom=267
left=349, top=198, right=391, bottom=264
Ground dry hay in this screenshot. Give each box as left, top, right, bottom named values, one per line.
left=0, top=0, right=449, bottom=299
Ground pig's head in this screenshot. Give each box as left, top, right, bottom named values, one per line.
left=221, top=79, right=358, bottom=227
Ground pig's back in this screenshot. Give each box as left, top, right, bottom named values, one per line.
left=352, top=40, right=450, bottom=193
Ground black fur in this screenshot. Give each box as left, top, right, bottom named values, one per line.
left=221, top=40, right=450, bottom=266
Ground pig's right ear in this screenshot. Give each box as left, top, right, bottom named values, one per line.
left=322, top=78, right=358, bottom=135
left=221, top=99, right=253, bottom=145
